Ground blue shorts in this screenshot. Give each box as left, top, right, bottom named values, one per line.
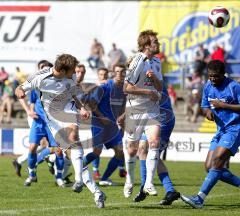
left=29, top=119, right=57, bottom=147
left=210, top=127, right=240, bottom=156
left=91, top=124, right=122, bottom=149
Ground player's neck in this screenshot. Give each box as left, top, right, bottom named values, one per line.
left=143, top=50, right=154, bottom=59
left=52, top=68, right=65, bottom=79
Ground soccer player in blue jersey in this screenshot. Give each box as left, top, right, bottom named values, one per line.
left=15, top=60, right=65, bottom=187
left=91, top=64, right=127, bottom=181
left=12, top=60, right=55, bottom=177
left=23, top=89, right=65, bottom=187
left=83, top=66, right=126, bottom=185
left=133, top=83, right=180, bottom=204
left=181, top=60, right=240, bottom=208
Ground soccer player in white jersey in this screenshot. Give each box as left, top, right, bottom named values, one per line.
left=15, top=54, right=88, bottom=192
left=16, top=59, right=106, bottom=208
left=123, top=30, right=163, bottom=197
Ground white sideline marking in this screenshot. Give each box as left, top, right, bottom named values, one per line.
left=0, top=192, right=239, bottom=215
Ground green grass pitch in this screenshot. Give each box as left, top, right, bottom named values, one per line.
left=0, top=157, right=240, bottom=216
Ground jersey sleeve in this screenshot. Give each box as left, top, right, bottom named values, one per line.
left=20, top=73, right=42, bottom=92
left=201, top=85, right=210, bottom=108
left=125, top=54, right=144, bottom=85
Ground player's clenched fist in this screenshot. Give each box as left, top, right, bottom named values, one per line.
left=15, top=86, right=26, bottom=99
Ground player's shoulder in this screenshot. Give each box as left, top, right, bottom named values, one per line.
left=131, top=52, right=146, bottom=63
left=227, top=77, right=240, bottom=87
left=27, top=67, right=53, bottom=82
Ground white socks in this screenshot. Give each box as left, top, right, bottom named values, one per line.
left=125, top=155, right=137, bottom=185
left=82, top=167, right=99, bottom=194
left=17, top=153, right=28, bottom=165
left=145, top=148, right=159, bottom=186
left=71, top=147, right=84, bottom=183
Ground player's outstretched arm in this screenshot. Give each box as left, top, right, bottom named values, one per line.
left=15, top=86, right=26, bottom=99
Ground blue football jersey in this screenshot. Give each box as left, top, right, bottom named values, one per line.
left=201, top=77, right=240, bottom=130
left=159, top=84, right=175, bottom=127
left=29, top=90, right=46, bottom=122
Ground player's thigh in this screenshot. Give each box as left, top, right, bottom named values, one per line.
left=217, top=129, right=240, bottom=156
left=125, top=112, right=146, bottom=142
left=67, top=124, right=79, bottom=142
left=145, top=124, right=161, bottom=148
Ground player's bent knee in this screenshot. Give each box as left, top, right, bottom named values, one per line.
left=93, top=148, right=102, bottom=156
left=148, top=140, right=160, bottom=148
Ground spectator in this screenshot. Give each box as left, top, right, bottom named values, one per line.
left=187, top=71, right=203, bottom=90
left=194, top=44, right=210, bottom=77
left=211, top=44, right=225, bottom=63
left=13, top=66, right=27, bottom=89
left=108, top=43, right=126, bottom=71
left=167, top=84, right=177, bottom=107
left=0, top=79, right=14, bottom=123
left=97, top=67, right=108, bottom=85
left=0, top=67, right=9, bottom=95
left=87, top=38, right=105, bottom=70
left=184, top=88, right=201, bottom=123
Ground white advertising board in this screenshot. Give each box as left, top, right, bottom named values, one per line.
left=11, top=130, right=240, bottom=163
left=0, top=1, right=139, bottom=67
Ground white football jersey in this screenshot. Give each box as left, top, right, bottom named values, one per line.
left=21, top=68, right=81, bottom=122
left=125, top=52, right=163, bottom=113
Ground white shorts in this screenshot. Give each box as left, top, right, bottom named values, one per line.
left=125, top=111, right=161, bottom=142
left=45, top=102, right=79, bottom=148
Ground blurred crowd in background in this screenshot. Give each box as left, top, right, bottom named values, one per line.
left=0, top=38, right=234, bottom=126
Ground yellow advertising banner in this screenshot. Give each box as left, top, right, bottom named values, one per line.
left=140, top=1, right=240, bottom=75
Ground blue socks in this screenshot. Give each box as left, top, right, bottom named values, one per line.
left=118, top=158, right=125, bottom=171
left=199, top=168, right=223, bottom=197
left=101, top=157, right=120, bottom=180
left=220, top=168, right=240, bottom=187
left=158, top=172, right=175, bottom=193
left=37, top=148, right=51, bottom=164
left=28, top=153, right=37, bottom=177
left=92, top=157, right=100, bottom=172
left=83, top=152, right=99, bottom=166
left=55, top=154, right=64, bottom=179
left=140, top=160, right=147, bottom=190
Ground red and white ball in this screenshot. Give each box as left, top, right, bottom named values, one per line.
left=208, top=6, right=230, bottom=28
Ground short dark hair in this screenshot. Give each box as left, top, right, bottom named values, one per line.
left=113, top=63, right=126, bottom=72
left=37, top=60, right=53, bottom=70
left=207, top=60, right=225, bottom=75
left=76, top=64, right=86, bottom=70
left=97, top=67, right=108, bottom=74
left=138, top=30, right=158, bottom=52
